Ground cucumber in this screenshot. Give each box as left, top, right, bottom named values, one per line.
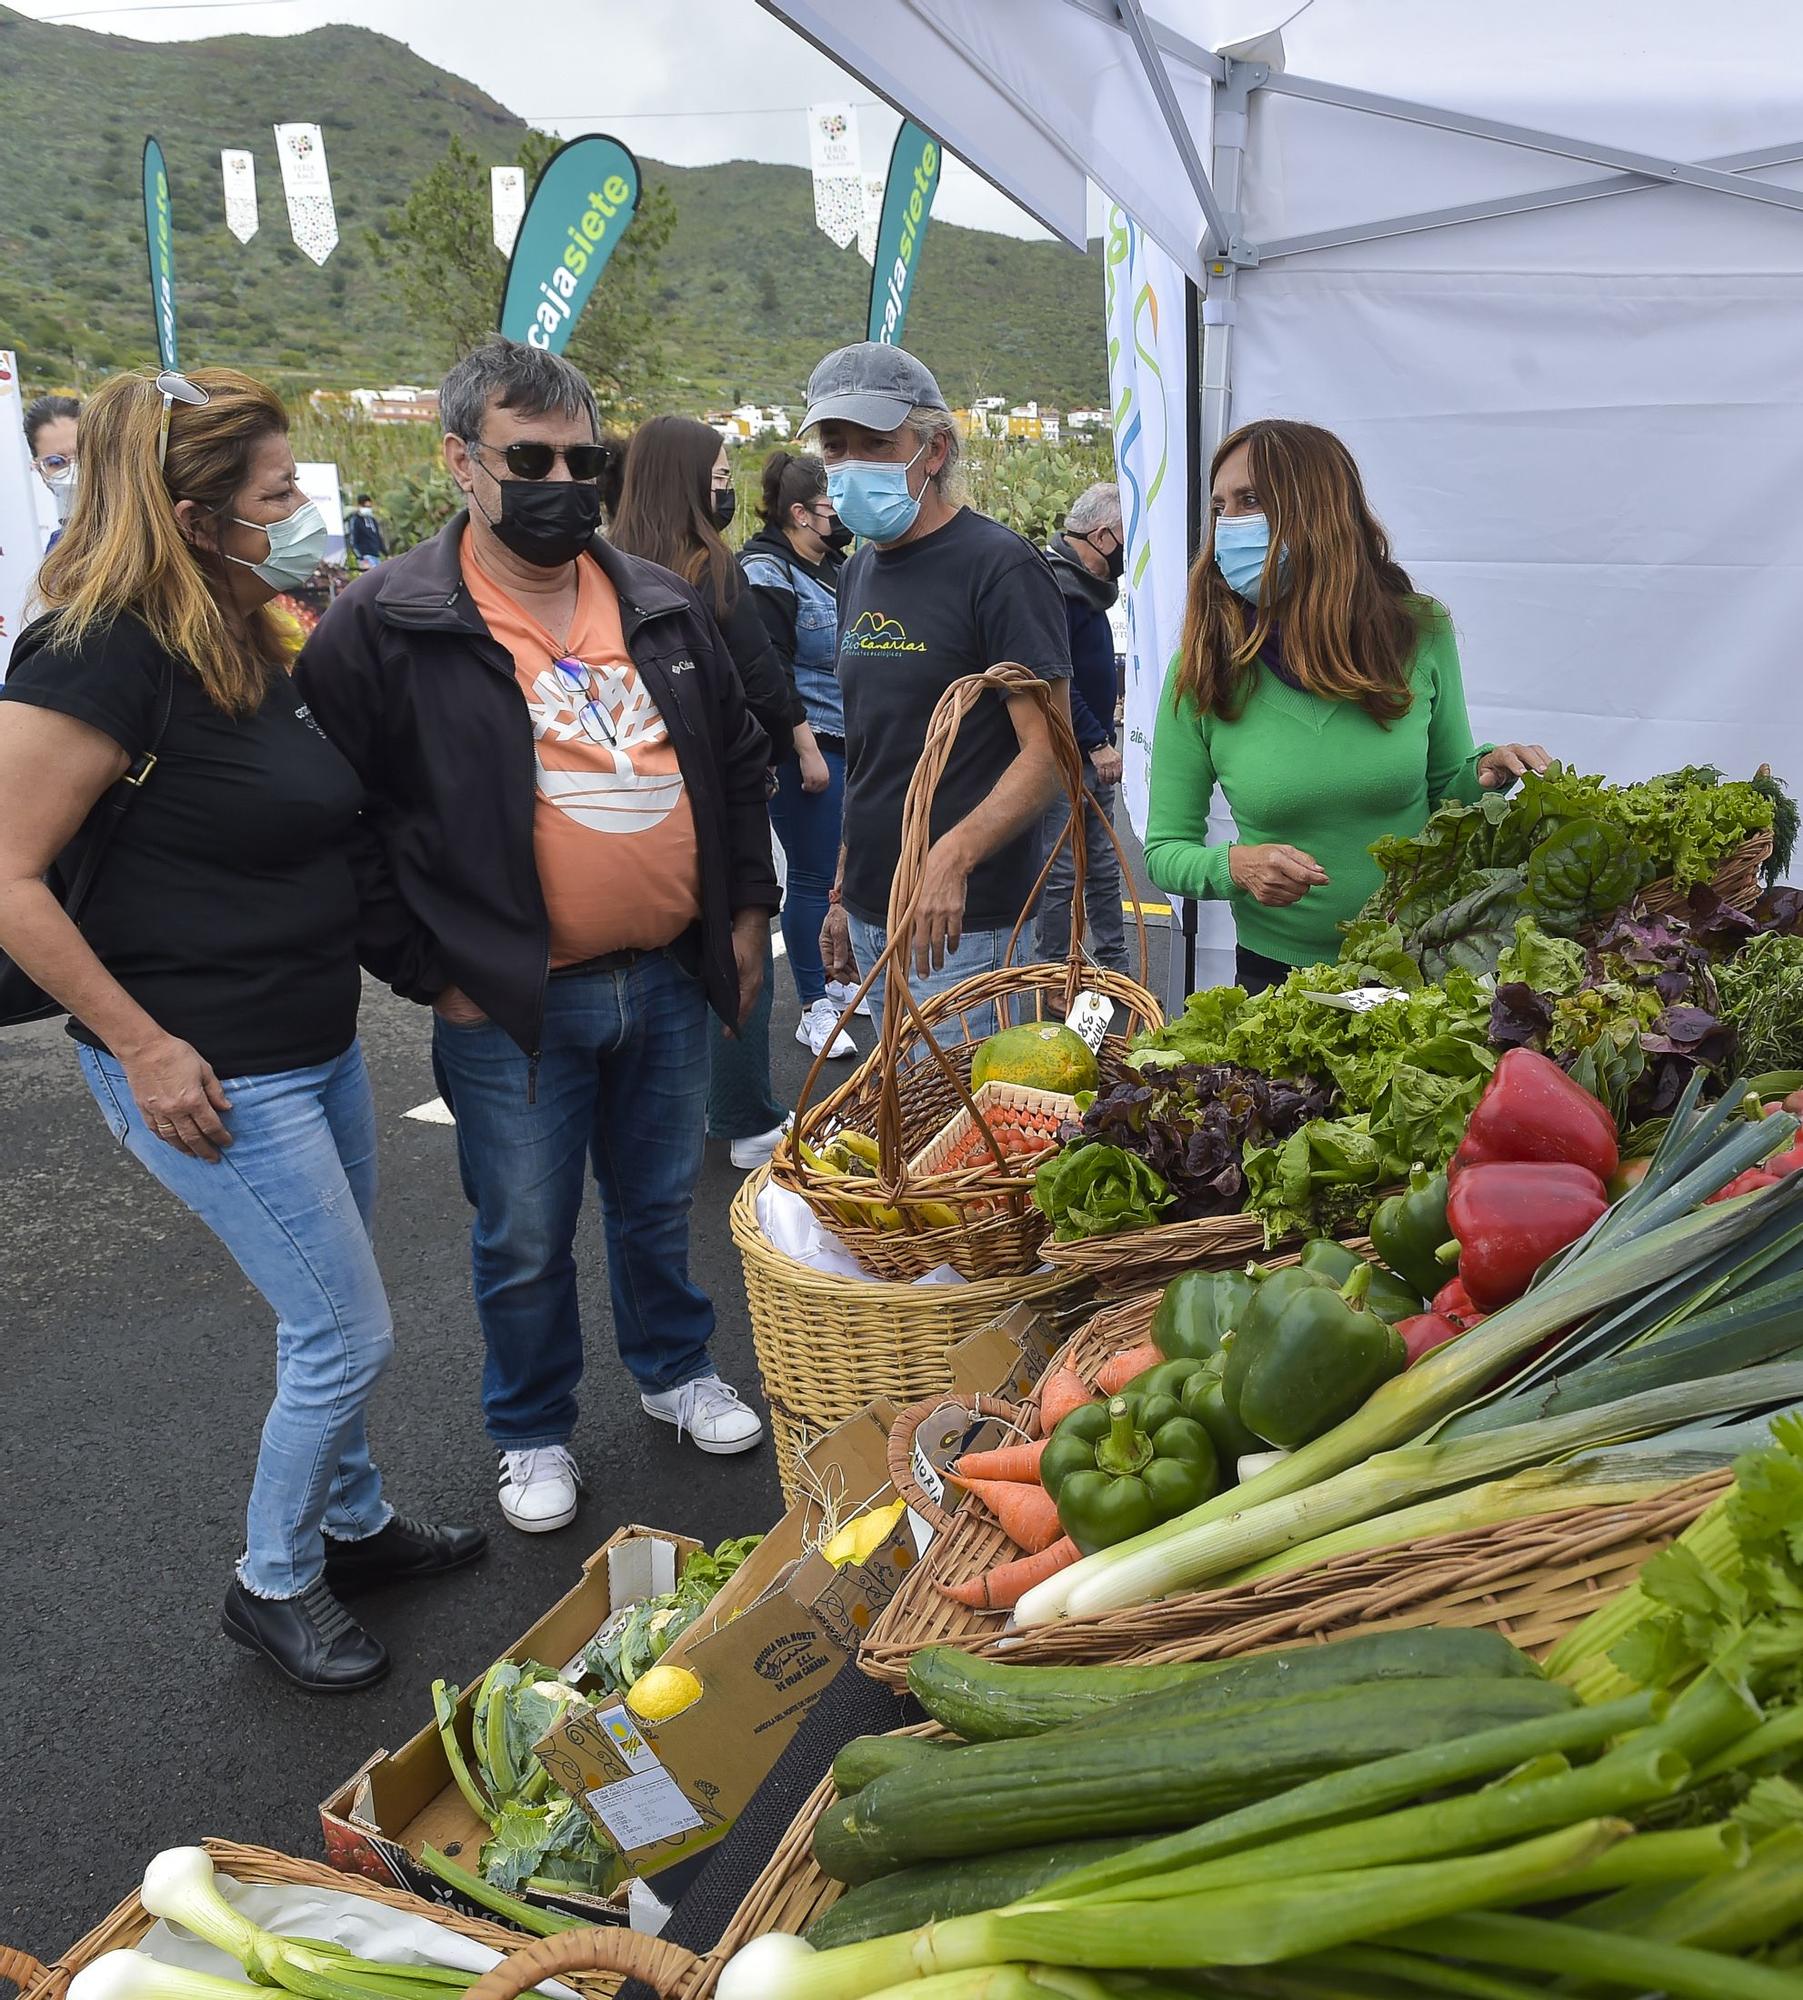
left=804, top=1836, right=1135, bottom=1948
left=831, top=1732, right=955, bottom=1795
left=906, top=1626, right=1542, bottom=1743
left=811, top=1675, right=1577, bottom=1884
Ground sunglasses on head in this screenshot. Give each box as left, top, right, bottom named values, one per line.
left=155, top=369, right=211, bottom=471
left=467, top=438, right=616, bottom=482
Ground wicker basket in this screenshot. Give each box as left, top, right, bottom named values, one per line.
left=3, top=1839, right=627, bottom=2000
left=1640, top=828, right=1773, bottom=921
left=1041, top=1206, right=1294, bottom=1288
left=730, top=1168, right=1082, bottom=1503
left=770, top=662, right=1161, bottom=1282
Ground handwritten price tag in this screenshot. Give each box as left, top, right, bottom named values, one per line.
left=1065, top=989, right=1115, bottom=1051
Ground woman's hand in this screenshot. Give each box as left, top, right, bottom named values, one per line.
left=122, top=1032, right=234, bottom=1162
left=1478, top=743, right=1551, bottom=790
left=1229, top=843, right=1331, bottom=908
left=798, top=742, right=831, bottom=795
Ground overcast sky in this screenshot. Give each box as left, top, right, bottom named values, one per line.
left=7, top=0, right=1055, bottom=237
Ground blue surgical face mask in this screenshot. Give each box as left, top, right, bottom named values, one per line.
left=1213, top=510, right=1286, bottom=602
left=228, top=497, right=330, bottom=591
left=826, top=439, right=929, bottom=545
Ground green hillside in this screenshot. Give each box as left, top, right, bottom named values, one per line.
left=0, top=6, right=1105, bottom=409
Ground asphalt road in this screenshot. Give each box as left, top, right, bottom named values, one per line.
left=3, top=891, right=1178, bottom=1955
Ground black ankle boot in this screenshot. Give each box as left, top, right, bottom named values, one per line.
left=323, top=1514, right=488, bottom=1595
left=221, top=1577, right=390, bottom=1691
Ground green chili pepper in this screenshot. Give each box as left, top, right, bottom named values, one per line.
left=1149, top=1267, right=1253, bottom=1365
left=1369, top=1167, right=1453, bottom=1299
left=1297, top=1238, right=1423, bottom=1327
left=1221, top=1264, right=1408, bottom=1451
left=1044, top=1393, right=1219, bottom=1554
left=1180, top=1355, right=1264, bottom=1484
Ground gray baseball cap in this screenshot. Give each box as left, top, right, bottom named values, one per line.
left=801, top=342, right=949, bottom=434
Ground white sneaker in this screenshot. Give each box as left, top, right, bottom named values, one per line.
left=496, top=1446, right=582, bottom=1533
left=825, top=977, right=873, bottom=1019
left=730, top=1117, right=791, bottom=1171
left=797, top=997, right=857, bottom=1060
left=640, top=1373, right=765, bottom=1455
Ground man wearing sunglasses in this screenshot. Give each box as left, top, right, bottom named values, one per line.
left=297, top=336, right=779, bottom=1535
left=25, top=393, right=81, bottom=549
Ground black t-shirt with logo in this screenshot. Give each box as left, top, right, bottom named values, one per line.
left=2, top=613, right=364, bottom=1076
left=836, top=508, right=1072, bottom=930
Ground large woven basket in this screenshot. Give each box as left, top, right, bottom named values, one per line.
left=730, top=1168, right=1082, bottom=1503
left=2, top=1839, right=626, bottom=2000
left=1640, top=828, right=1773, bottom=920
left=770, top=662, right=1161, bottom=1282
left=1040, top=1205, right=1295, bottom=1288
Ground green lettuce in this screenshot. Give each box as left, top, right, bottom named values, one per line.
left=1032, top=1143, right=1173, bottom=1240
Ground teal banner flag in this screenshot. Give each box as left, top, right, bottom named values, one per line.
left=867, top=121, right=941, bottom=345
left=143, top=136, right=178, bottom=370
left=498, top=136, right=641, bottom=353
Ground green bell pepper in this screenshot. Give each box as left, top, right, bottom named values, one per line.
left=1236, top=1261, right=1335, bottom=1348
left=1369, top=1167, right=1453, bottom=1299
left=1180, top=1356, right=1264, bottom=1485
left=1043, top=1393, right=1219, bottom=1554
left=1298, top=1238, right=1423, bottom=1327
left=1135, top=1356, right=1208, bottom=1402
left=1221, top=1264, right=1408, bottom=1451
left=1149, top=1267, right=1253, bottom=1365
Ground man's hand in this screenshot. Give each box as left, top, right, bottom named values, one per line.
left=730, top=910, right=769, bottom=1032
left=122, top=1031, right=234, bottom=1162
left=1229, top=842, right=1331, bottom=908
left=910, top=835, right=972, bottom=978
left=1478, top=742, right=1552, bottom=791
left=1089, top=744, right=1124, bottom=788
left=820, top=902, right=856, bottom=985
left=433, top=984, right=489, bottom=1027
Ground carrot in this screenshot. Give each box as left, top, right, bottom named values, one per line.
left=939, top=1536, right=1080, bottom=1611
left=1035, top=1367, right=1095, bottom=1436
left=1096, top=1342, right=1162, bottom=1395
left=951, top=1437, right=1048, bottom=1483
left=953, top=1475, right=1064, bottom=1553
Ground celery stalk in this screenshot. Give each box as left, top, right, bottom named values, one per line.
left=415, top=1845, right=580, bottom=1936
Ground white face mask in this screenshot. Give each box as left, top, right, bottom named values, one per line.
left=47, top=463, right=78, bottom=522
left=227, top=498, right=330, bottom=590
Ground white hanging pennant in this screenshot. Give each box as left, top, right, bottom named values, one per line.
left=856, top=173, right=885, bottom=267
left=220, top=149, right=259, bottom=244
left=272, top=122, right=338, bottom=265
left=491, top=165, right=526, bottom=257
left=806, top=101, right=862, bottom=249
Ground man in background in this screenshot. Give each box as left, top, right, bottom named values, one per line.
left=1035, top=480, right=1130, bottom=973
left=346, top=492, right=387, bottom=567
left=25, top=394, right=80, bottom=550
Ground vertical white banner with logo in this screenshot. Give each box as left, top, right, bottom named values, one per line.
left=491, top=166, right=526, bottom=257
left=806, top=101, right=862, bottom=249
left=273, top=122, right=338, bottom=264
left=221, top=148, right=259, bottom=243
left=0, top=351, right=44, bottom=678
left=856, top=173, right=885, bottom=267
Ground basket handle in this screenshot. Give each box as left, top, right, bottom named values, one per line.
left=0, top=1948, right=49, bottom=1998
left=887, top=1392, right=1024, bottom=1530
left=463, top=1929, right=702, bottom=2000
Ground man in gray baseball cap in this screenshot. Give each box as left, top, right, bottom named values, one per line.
left=803, top=342, right=1073, bottom=1039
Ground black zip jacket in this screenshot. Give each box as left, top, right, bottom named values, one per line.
left=294, top=515, right=779, bottom=1055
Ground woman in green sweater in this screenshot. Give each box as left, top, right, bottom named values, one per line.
left=1145, top=418, right=1551, bottom=990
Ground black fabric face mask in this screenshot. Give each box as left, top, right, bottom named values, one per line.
left=820, top=518, right=855, bottom=552
left=712, top=488, right=738, bottom=531
left=481, top=478, right=602, bottom=568
left=1103, top=541, right=1126, bottom=581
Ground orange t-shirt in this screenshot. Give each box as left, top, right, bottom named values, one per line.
left=461, top=543, right=702, bottom=967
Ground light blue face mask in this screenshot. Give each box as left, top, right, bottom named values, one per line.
left=826, top=439, right=928, bottom=545
left=1213, top=510, right=1286, bottom=602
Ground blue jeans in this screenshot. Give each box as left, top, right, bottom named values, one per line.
left=767, top=746, right=845, bottom=1008
left=79, top=1041, right=393, bottom=1599
left=708, top=928, right=784, bottom=1142
left=430, top=951, right=717, bottom=1446
left=845, top=913, right=1016, bottom=1047
left=1034, top=770, right=1129, bottom=973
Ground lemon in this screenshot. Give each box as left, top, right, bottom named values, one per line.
left=625, top=1663, right=703, bottom=1722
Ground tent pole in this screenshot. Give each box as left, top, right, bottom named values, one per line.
left=1115, top=0, right=1234, bottom=258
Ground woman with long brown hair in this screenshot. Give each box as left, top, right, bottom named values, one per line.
left=0, top=368, right=480, bottom=1691
left=611, top=415, right=805, bottom=1167
left=1144, top=418, right=1553, bottom=989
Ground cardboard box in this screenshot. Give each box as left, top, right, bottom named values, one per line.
left=319, top=1524, right=699, bottom=1922
left=535, top=1403, right=917, bottom=1877
left=896, top=1304, right=1070, bottom=1511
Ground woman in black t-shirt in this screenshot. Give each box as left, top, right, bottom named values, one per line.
left=0, top=369, right=481, bottom=1693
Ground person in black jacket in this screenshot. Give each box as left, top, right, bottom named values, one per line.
left=345, top=493, right=387, bottom=567
left=611, top=415, right=801, bottom=1172
left=296, top=340, right=777, bottom=1535
left=1036, top=481, right=1130, bottom=973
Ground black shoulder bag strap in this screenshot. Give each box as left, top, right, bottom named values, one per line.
left=59, top=655, right=177, bottom=923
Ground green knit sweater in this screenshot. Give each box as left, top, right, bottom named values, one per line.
left=1144, top=604, right=1489, bottom=969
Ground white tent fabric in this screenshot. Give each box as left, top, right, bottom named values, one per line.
left=761, top=0, right=1803, bottom=986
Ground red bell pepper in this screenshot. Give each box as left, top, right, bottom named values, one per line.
left=1446, top=1161, right=1610, bottom=1312
left=1431, top=1275, right=1487, bottom=1332
left=1707, top=1167, right=1784, bottom=1205
left=1456, top=1049, right=1619, bottom=1183
left=1397, top=1311, right=1467, bottom=1366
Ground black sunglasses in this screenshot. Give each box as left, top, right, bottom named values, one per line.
left=467, top=438, right=617, bottom=482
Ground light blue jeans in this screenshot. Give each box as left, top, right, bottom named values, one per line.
left=846, top=913, right=1017, bottom=1048
left=79, top=1041, right=394, bottom=1598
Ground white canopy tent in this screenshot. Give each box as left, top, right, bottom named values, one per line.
left=762, top=0, right=1803, bottom=990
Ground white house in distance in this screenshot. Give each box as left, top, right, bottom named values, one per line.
left=1067, top=408, right=1111, bottom=435
left=705, top=403, right=793, bottom=444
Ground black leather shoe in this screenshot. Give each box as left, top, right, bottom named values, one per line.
left=221, top=1577, right=390, bottom=1692
left=323, top=1514, right=488, bottom=1595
